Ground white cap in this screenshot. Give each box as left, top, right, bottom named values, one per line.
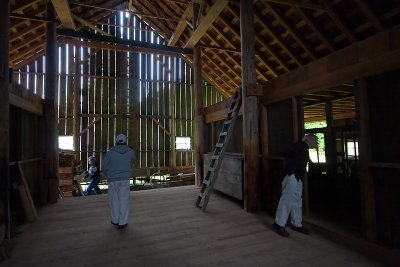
left=116, top=134, right=127, bottom=144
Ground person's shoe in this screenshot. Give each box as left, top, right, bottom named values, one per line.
left=290, top=225, right=310, bottom=235
left=118, top=224, right=128, bottom=229
left=272, top=222, right=290, bottom=237
left=111, top=221, right=118, bottom=226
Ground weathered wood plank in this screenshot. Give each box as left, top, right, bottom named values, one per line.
left=241, top=0, right=260, bottom=212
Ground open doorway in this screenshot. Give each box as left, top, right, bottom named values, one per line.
left=303, top=83, right=362, bottom=236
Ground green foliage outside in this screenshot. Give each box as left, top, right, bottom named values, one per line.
left=305, top=121, right=326, bottom=162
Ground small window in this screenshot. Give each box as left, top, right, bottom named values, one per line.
left=176, top=137, right=191, bottom=150
left=59, top=136, right=74, bottom=150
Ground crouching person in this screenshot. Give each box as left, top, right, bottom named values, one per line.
left=83, top=156, right=102, bottom=196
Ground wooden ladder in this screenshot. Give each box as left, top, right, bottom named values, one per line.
left=195, top=88, right=242, bottom=211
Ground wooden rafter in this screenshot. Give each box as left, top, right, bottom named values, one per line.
left=79, top=118, right=102, bottom=136
left=12, top=0, right=43, bottom=13
left=184, top=0, right=229, bottom=48
left=219, top=6, right=280, bottom=77
left=57, top=29, right=193, bottom=55
left=297, top=8, right=335, bottom=52
left=152, top=118, right=171, bottom=136
left=264, top=0, right=325, bottom=11
left=320, top=0, right=357, bottom=43
left=266, top=2, right=318, bottom=60
left=10, top=13, right=56, bottom=23
left=59, top=38, right=185, bottom=57
left=51, top=0, right=76, bottom=29
left=73, top=15, right=111, bottom=36
left=168, top=2, right=193, bottom=46
left=252, top=6, right=303, bottom=66
left=354, top=0, right=384, bottom=32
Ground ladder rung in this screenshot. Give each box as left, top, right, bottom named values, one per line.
left=220, top=132, right=228, bottom=136
left=202, top=179, right=210, bottom=185
left=198, top=192, right=204, bottom=198
left=211, top=155, right=219, bottom=160
left=224, top=119, right=232, bottom=125
left=215, top=143, right=223, bottom=148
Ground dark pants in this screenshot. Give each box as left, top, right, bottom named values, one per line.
left=84, top=179, right=102, bottom=196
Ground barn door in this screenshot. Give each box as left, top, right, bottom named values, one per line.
left=260, top=97, right=304, bottom=213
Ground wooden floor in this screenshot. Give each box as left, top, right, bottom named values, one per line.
left=4, top=185, right=384, bottom=267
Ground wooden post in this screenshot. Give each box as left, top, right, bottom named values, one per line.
left=355, top=78, right=377, bottom=241
left=170, top=64, right=177, bottom=172
left=325, top=101, right=337, bottom=175
left=193, top=3, right=204, bottom=186
left=0, top=0, right=10, bottom=240
left=241, top=0, right=260, bottom=212
left=44, top=0, right=59, bottom=203
left=73, top=56, right=79, bottom=152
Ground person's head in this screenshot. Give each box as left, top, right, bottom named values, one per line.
left=88, top=156, right=96, bottom=164
left=116, top=134, right=127, bottom=145
left=302, top=134, right=318, bottom=149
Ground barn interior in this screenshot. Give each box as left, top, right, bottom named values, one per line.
left=1, top=0, right=400, bottom=265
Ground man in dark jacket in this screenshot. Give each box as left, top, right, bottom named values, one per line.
left=272, top=134, right=317, bottom=237
left=83, top=156, right=102, bottom=196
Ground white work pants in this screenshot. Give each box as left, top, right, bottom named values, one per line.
left=108, top=180, right=130, bottom=226
left=274, top=174, right=303, bottom=228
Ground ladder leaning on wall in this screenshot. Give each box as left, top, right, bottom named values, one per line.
left=195, top=88, right=242, bottom=211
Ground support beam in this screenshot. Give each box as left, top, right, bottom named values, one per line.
left=261, top=25, right=400, bottom=105
left=58, top=38, right=184, bottom=57
left=9, top=91, right=43, bottom=116
left=264, top=0, right=325, bottom=11
left=184, top=0, right=228, bottom=48
left=51, top=0, right=76, bottom=29
left=10, top=13, right=57, bottom=23
left=73, top=15, right=111, bottom=36
left=193, top=3, right=205, bottom=186
left=241, top=0, right=260, bottom=212
left=57, top=29, right=193, bottom=55
left=168, top=2, right=193, bottom=46
left=355, top=78, right=377, bottom=242
left=80, top=118, right=101, bottom=136
left=44, top=1, right=59, bottom=203
left=152, top=119, right=171, bottom=136
left=0, top=0, right=10, bottom=241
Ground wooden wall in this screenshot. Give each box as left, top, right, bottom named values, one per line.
left=366, top=69, right=400, bottom=248
left=13, top=12, right=223, bottom=173
left=9, top=84, right=46, bottom=211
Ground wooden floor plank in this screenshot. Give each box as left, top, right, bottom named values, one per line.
left=4, top=186, right=384, bottom=267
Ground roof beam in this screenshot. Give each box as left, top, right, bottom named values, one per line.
left=320, top=0, right=357, bottom=43
left=184, top=0, right=228, bottom=48
left=51, top=0, right=76, bottom=29
left=58, top=38, right=184, bottom=57
left=168, top=2, right=193, bottom=46
left=73, top=15, right=111, bottom=36
left=263, top=0, right=325, bottom=11
left=354, top=0, right=384, bottom=32
left=57, top=29, right=193, bottom=55
left=266, top=2, right=318, bottom=60
left=10, top=13, right=57, bottom=23
left=227, top=0, right=324, bottom=11
left=260, top=25, right=400, bottom=104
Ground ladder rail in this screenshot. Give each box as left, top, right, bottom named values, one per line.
left=196, top=89, right=242, bottom=211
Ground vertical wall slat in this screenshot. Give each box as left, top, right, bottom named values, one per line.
left=59, top=45, right=67, bottom=135
left=66, top=45, right=74, bottom=135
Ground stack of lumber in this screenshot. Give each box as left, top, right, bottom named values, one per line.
left=59, top=151, right=77, bottom=197
left=166, top=173, right=195, bottom=187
